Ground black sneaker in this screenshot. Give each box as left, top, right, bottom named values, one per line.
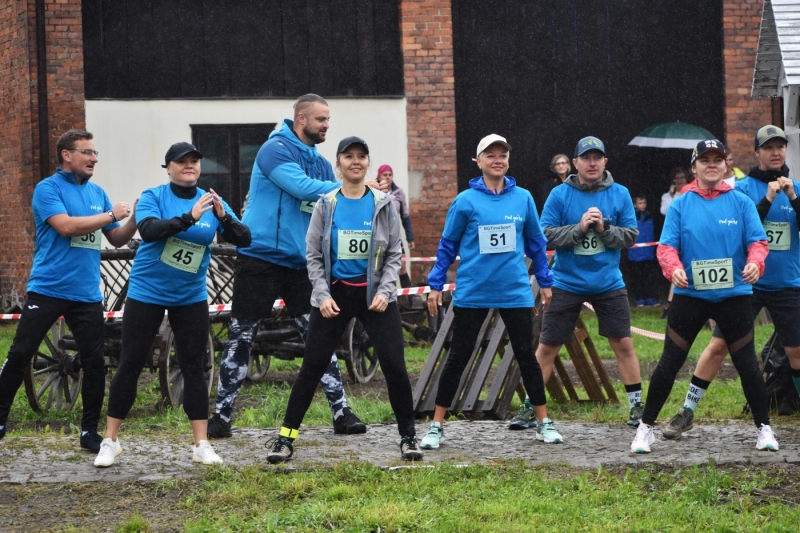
left=266, top=436, right=294, bottom=464
left=80, top=431, right=103, bottom=453
left=333, top=407, right=367, bottom=435
left=662, top=407, right=694, bottom=440
left=207, top=413, right=232, bottom=439
left=400, top=435, right=424, bottom=461
left=507, top=404, right=538, bottom=430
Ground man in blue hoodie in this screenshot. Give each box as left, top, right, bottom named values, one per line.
left=208, top=94, right=366, bottom=438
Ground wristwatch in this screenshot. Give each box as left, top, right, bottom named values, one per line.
left=108, top=210, right=117, bottom=223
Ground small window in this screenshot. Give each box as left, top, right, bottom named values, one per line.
left=191, top=124, right=275, bottom=217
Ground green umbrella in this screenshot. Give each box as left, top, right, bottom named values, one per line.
left=628, top=121, right=718, bottom=149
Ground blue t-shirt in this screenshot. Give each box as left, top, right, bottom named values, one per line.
left=331, top=190, right=375, bottom=280
left=27, top=169, right=119, bottom=303
left=660, top=189, right=766, bottom=302
left=442, top=178, right=545, bottom=308
left=540, top=182, right=637, bottom=295
left=127, top=184, right=237, bottom=306
left=735, top=176, right=800, bottom=291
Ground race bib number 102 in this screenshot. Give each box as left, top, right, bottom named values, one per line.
left=691, top=258, right=734, bottom=290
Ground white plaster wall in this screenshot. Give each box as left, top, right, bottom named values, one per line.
left=85, top=98, right=409, bottom=215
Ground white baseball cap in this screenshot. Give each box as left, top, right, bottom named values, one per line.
left=475, top=134, right=511, bottom=157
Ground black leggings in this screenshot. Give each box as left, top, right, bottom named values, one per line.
left=0, top=293, right=105, bottom=432
left=107, top=298, right=210, bottom=421
left=435, top=306, right=547, bottom=408
left=281, top=282, right=416, bottom=437
left=642, top=294, right=769, bottom=427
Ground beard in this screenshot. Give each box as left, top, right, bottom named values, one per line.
left=304, top=126, right=326, bottom=145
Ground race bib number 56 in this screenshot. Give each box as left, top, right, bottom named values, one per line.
left=478, top=223, right=516, bottom=254
left=691, top=258, right=734, bottom=290
left=70, top=230, right=101, bottom=250
left=160, top=237, right=205, bottom=273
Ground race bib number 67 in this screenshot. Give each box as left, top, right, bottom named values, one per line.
left=478, top=223, right=516, bottom=254
left=691, top=258, right=734, bottom=290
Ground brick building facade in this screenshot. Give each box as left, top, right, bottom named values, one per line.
left=0, top=0, right=777, bottom=309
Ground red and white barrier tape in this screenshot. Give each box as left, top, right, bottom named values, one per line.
left=402, top=241, right=659, bottom=262
left=0, top=284, right=458, bottom=320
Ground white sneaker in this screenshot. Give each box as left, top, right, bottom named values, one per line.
left=420, top=422, right=443, bottom=449
left=631, top=423, right=654, bottom=454
left=193, top=440, right=223, bottom=464
left=94, top=438, right=122, bottom=467
left=756, top=425, right=779, bottom=451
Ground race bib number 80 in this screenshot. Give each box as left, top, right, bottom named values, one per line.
left=70, top=230, right=101, bottom=250
left=478, top=223, right=516, bottom=254
left=337, top=230, right=371, bottom=260
left=691, top=258, right=734, bottom=290
left=160, top=237, right=206, bottom=274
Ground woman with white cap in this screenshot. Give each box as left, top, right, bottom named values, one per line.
left=266, top=136, right=422, bottom=463
left=94, top=142, right=251, bottom=467
left=422, top=134, right=558, bottom=450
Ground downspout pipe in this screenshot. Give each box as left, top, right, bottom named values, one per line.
left=35, top=0, right=49, bottom=179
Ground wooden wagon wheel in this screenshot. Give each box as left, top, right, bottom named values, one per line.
left=23, top=318, right=83, bottom=413
left=342, top=317, right=378, bottom=383
left=246, top=351, right=271, bottom=382
left=158, top=324, right=215, bottom=409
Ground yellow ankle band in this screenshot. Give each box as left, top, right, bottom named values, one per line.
left=279, top=427, right=299, bottom=440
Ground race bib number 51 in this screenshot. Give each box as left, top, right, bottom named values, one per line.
left=70, top=230, right=101, bottom=250
left=160, top=237, right=205, bottom=273
left=478, top=223, right=516, bottom=254
left=691, top=258, right=734, bottom=290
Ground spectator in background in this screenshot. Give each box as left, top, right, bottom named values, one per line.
left=723, top=146, right=745, bottom=188
left=628, top=193, right=658, bottom=307
left=377, top=165, right=415, bottom=288
left=660, top=167, right=690, bottom=216
left=540, top=154, right=572, bottom=211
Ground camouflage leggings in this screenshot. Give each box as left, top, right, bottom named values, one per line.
left=214, top=315, right=346, bottom=420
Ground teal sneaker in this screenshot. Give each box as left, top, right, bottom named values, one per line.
left=627, top=402, right=645, bottom=428
left=420, top=422, right=443, bottom=449
left=507, top=404, right=538, bottom=430
left=536, top=418, right=563, bottom=444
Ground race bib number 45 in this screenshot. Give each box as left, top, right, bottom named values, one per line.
left=160, top=237, right=206, bottom=274
left=337, top=230, right=371, bottom=260
left=478, top=223, right=516, bottom=254
left=691, top=258, right=734, bottom=290
left=763, top=221, right=791, bottom=251
left=70, top=230, right=101, bottom=251
left=574, top=230, right=605, bottom=256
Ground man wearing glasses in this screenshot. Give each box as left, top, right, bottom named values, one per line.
left=0, top=129, right=138, bottom=452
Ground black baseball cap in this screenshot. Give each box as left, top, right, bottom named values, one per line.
left=754, top=125, right=788, bottom=150
left=162, top=142, right=203, bottom=168
left=691, top=139, right=726, bottom=165
left=336, top=136, right=369, bottom=155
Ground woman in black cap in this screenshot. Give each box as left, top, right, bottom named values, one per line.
left=266, top=136, right=422, bottom=463
left=94, top=142, right=251, bottom=467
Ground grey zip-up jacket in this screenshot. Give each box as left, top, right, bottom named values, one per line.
left=306, top=186, right=402, bottom=307
left=543, top=171, right=638, bottom=250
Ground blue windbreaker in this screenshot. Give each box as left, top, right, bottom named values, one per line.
left=237, top=119, right=340, bottom=269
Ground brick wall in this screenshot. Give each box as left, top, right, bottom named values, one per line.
left=0, top=0, right=84, bottom=311
left=400, top=1, right=458, bottom=283
left=723, top=0, right=772, bottom=170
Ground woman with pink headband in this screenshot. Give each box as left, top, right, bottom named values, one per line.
left=377, top=165, right=415, bottom=288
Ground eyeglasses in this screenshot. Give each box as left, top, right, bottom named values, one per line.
left=554, top=161, right=569, bottom=166
left=68, top=149, right=99, bottom=157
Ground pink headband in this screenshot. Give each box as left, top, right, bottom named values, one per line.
left=377, top=165, right=393, bottom=178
